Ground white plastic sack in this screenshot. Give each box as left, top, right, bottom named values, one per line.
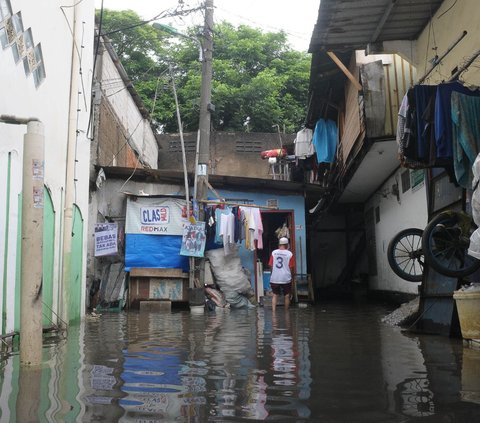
left=206, top=245, right=251, bottom=294
left=468, top=228, right=480, bottom=259
left=471, top=153, right=480, bottom=225
left=472, top=152, right=480, bottom=188
left=224, top=291, right=256, bottom=309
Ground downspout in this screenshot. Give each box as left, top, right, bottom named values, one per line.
left=61, top=1, right=80, bottom=326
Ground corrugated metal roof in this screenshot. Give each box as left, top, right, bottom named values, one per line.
left=309, top=0, right=443, bottom=52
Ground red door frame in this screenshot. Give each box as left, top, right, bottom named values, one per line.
left=254, top=210, right=296, bottom=298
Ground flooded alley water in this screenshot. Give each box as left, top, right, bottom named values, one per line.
left=1, top=301, right=480, bottom=422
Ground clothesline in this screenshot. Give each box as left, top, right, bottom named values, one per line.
left=200, top=200, right=278, bottom=210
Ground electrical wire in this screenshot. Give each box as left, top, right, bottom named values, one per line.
left=79, top=21, right=88, bottom=110
left=117, top=155, right=140, bottom=193
left=215, top=5, right=310, bottom=46
left=437, top=0, right=458, bottom=20
left=106, top=118, right=144, bottom=167
left=86, top=4, right=201, bottom=140
left=100, top=6, right=204, bottom=37
left=87, top=0, right=104, bottom=140
left=71, top=18, right=89, bottom=236
left=59, top=5, right=82, bottom=63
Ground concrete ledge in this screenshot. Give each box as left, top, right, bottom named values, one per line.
left=140, top=301, right=172, bottom=312
left=130, top=268, right=188, bottom=278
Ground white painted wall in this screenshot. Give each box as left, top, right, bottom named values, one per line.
left=366, top=167, right=428, bottom=294
left=0, top=0, right=95, bottom=331
left=100, top=48, right=158, bottom=168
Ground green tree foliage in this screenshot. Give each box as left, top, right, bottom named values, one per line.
left=98, top=10, right=311, bottom=133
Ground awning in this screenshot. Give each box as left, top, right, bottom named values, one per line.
left=309, top=0, right=444, bottom=52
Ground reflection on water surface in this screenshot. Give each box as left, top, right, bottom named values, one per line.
left=1, top=302, right=480, bottom=422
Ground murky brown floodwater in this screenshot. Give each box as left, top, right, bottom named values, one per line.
left=1, top=301, right=480, bottom=422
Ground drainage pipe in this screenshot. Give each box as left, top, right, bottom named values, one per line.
left=61, top=1, right=81, bottom=325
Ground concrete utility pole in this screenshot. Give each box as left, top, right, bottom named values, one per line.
left=0, top=115, right=44, bottom=366
left=20, top=121, right=45, bottom=366
left=196, top=0, right=214, bottom=286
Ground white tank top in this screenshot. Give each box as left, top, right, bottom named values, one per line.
left=270, top=249, right=293, bottom=283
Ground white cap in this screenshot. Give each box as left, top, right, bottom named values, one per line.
left=279, top=237, right=289, bottom=245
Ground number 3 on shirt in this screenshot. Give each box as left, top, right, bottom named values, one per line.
left=275, top=256, right=284, bottom=269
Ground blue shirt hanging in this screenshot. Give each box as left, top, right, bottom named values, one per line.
left=435, top=81, right=480, bottom=159
left=312, top=119, right=338, bottom=163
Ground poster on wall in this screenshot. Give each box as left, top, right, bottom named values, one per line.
left=94, top=223, right=118, bottom=256
left=125, top=197, right=190, bottom=236
left=180, top=222, right=206, bottom=257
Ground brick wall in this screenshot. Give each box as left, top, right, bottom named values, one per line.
left=97, top=99, right=142, bottom=168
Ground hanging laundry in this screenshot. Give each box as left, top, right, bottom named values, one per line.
left=435, top=81, right=480, bottom=159
left=396, top=92, right=408, bottom=154
left=312, top=119, right=338, bottom=163
left=395, top=84, right=461, bottom=185
left=414, top=85, right=437, bottom=162
left=239, top=208, right=246, bottom=241
left=214, top=207, right=231, bottom=244
left=294, top=127, right=314, bottom=159
left=397, top=89, right=425, bottom=168
left=205, top=206, right=216, bottom=241
left=219, top=212, right=236, bottom=255
left=240, top=207, right=264, bottom=251
left=451, top=92, right=480, bottom=188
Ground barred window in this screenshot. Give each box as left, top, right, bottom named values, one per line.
left=235, top=139, right=262, bottom=153
left=168, top=139, right=196, bottom=153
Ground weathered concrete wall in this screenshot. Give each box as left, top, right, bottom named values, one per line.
left=365, top=168, right=427, bottom=295
left=157, top=132, right=295, bottom=178
left=99, top=45, right=158, bottom=169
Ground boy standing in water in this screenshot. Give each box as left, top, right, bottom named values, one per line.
left=269, top=237, right=295, bottom=312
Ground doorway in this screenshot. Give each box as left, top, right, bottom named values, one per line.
left=255, top=210, right=295, bottom=297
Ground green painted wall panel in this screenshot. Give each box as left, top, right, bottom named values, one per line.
left=42, top=189, right=55, bottom=327
left=2, top=153, right=11, bottom=334
left=68, top=206, right=83, bottom=323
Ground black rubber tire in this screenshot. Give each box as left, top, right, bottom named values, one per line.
left=422, top=210, right=480, bottom=278
left=387, top=228, right=424, bottom=282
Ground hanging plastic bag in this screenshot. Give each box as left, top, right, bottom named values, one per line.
left=468, top=228, right=480, bottom=259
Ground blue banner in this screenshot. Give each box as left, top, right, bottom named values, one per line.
left=125, top=234, right=189, bottom=271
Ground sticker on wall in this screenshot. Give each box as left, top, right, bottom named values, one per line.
left=33, top=186, right=43, bottom=208
left=94, top=223, right=118, bottom=257
left=197, top=164, right=207, bottom=176
left=180, top=222, right=206, bottom=257
left=32, top=158, right=44, bottom=180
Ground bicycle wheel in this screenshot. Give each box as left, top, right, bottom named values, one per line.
left=387, top=228, right=424, bottom=282
left=422, top=210, right=480, bottom=277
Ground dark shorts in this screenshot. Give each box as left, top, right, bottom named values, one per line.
left=270, top=282, right=292, bottom=296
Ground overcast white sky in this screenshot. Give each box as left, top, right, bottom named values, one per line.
left=95, top=0, right=319, bottom=52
